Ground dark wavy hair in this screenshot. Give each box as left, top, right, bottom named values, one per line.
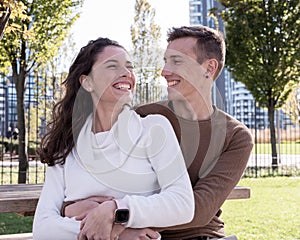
left=167, top=26, right=226, bottom=79
left=37, top=38, right=125, bottom=166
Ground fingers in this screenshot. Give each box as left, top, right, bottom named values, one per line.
left=76, top=212, right=88, bottom=221
left=145, top=229, right=160, bottom=239
left=77, top=232, right=87, bottom=240
left=79, top=217, right=86, bottom=230
left=111, top=224, right=125, bottom=240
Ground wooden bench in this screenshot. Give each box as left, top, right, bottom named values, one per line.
left=0, top=184, right=250, bottom=239
left=0, top=184, right=250, bottom=215
left=0, top=233, right=33, bottom=240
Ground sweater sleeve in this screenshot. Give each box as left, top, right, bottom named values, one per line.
left=161, top=122, right=254, bottom=231
left=115, top=115, right=194, bottom=228
left=32, top=164, right=81, bottom=240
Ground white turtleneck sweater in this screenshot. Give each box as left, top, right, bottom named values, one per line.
left=32, top=108, right=194, bottom=240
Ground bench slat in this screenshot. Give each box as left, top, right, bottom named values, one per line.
left=0, top=233, right=32, bottom=240
left=0, top=184, right=250, bottom=216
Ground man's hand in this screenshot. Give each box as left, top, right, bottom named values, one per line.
left=77, top=200, right=117, bottom=240
left=118, top=228, right=160, bottom=240
left=65, top=196, right=113, bottom=218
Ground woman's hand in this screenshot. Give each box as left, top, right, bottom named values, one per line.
left=65, top=196, right=114, bottom=218
left=77, top=200, right=117, bottom=240
left=118, top=228, right=160, bottom=240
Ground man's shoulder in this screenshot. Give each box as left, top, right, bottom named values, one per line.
left=134, top=101, right=172, bottom=117
left=214, top=107, right=253, bottom=142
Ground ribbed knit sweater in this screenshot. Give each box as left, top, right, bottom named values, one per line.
left=135, top=101, right=253, bottom=239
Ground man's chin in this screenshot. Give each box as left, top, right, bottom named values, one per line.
left=167, top=89, right=185, bottom=101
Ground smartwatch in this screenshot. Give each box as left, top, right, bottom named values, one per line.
left=114, top=208, right=129, bottom=224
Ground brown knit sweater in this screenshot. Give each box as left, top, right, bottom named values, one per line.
left=135, top=101, right=253, bottom=240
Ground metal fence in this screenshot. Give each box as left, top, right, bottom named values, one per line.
left=0, top=74, right=299, bottom=184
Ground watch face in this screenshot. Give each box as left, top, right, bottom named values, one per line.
left=115, top=209, right=129, bottom=224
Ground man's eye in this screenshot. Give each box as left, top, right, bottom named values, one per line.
left=126, top=65, right=134, bottom=70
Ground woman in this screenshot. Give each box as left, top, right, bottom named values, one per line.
left=32, top=38, right=194, bottom=240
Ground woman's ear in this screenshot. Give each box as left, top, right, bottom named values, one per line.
left=79, top=75, right=93, bottom=92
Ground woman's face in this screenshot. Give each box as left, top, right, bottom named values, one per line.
left=82, top=46, right=136, bottom=107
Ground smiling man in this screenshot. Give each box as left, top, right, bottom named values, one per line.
left=133, top=25, right=254, bottom=240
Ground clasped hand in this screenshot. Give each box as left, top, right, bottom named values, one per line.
left=64, top=196, right=160, bottom=240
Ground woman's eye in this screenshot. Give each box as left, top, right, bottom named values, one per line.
left=107, top=65, right=117, bottom=69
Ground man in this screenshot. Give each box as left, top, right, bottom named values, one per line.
left=133, top=25, right=253, bottom=239
left=65, top=25, right=253, bottom=240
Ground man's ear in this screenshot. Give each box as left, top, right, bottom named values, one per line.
left=79, top=75, right=93, bottom=92
left=207, top=59, right=218, bottom=77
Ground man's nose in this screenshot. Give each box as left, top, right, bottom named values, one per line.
left=161, top=67, right=172, bottom=77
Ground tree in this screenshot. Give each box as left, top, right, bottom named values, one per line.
left=217, top=0, right=300, bottom=168
left=0, top=0, right=28, bottom=41
left=130, top=0, right=163, bottom=104
left=0, top=0, right=82, bottom=183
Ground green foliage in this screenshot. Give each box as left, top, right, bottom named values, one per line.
left=219, top=0, right=300, bottom=110
left=130, top=0, right=163, bottom=85
left=0, top=0, right=29, bottom=42
left=0, top=0, right=83, bottom=72
left=217, top=0, right=300, bottom=166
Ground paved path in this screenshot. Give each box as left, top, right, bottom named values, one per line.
left=248, top=154, right=300, bottom=167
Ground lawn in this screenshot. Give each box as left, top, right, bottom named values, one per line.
left=0, top=177, right=299, bottom=239
left=255, top=142, right=300, bottom=154
left=222, top=177, right=300, bottom=240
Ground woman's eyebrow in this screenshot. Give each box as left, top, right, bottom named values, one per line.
left=103, top=59, right=118, bottom=64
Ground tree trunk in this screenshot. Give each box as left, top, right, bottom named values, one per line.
left=268, top=101, right=278, bottom=170
left=0, top=6, right=11, bottom=41
left=14, top=70, right=28, bottom=183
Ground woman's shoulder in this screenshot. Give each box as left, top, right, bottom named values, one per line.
left=135, top=111, right=174, bottom=136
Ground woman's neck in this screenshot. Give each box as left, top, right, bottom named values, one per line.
left=93, top=103, right=123, bottom=133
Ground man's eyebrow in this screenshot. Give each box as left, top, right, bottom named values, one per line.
left=164, top=55, right=183, bottom=60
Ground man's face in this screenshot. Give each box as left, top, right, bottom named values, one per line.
left=162, top=37, right=210, bottom=101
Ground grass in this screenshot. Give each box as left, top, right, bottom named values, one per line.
left=0, top=177, right=299, bottom=239
left=255, top=142, right=300, bottom=154
left=0, top=213, right=33, bottom=235
left=222, top=177, right=300, bottom=240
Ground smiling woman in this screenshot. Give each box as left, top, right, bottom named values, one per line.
left=32, top=37, right=194, bottom=240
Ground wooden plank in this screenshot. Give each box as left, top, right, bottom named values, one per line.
left=0, top=233, right=33, bottom=240
left=0, top=184, right=250, bottom=216
left=227, top=186, right=250, bottom=200
left=0, top=184, right=42, bottom=214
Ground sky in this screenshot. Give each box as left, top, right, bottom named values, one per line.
left=70, top=0, right=190, bottom=52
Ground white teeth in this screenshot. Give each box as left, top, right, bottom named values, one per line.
left=168, top=81, right=178, bottom=87
left=116, top=83, right=131, bottom=90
